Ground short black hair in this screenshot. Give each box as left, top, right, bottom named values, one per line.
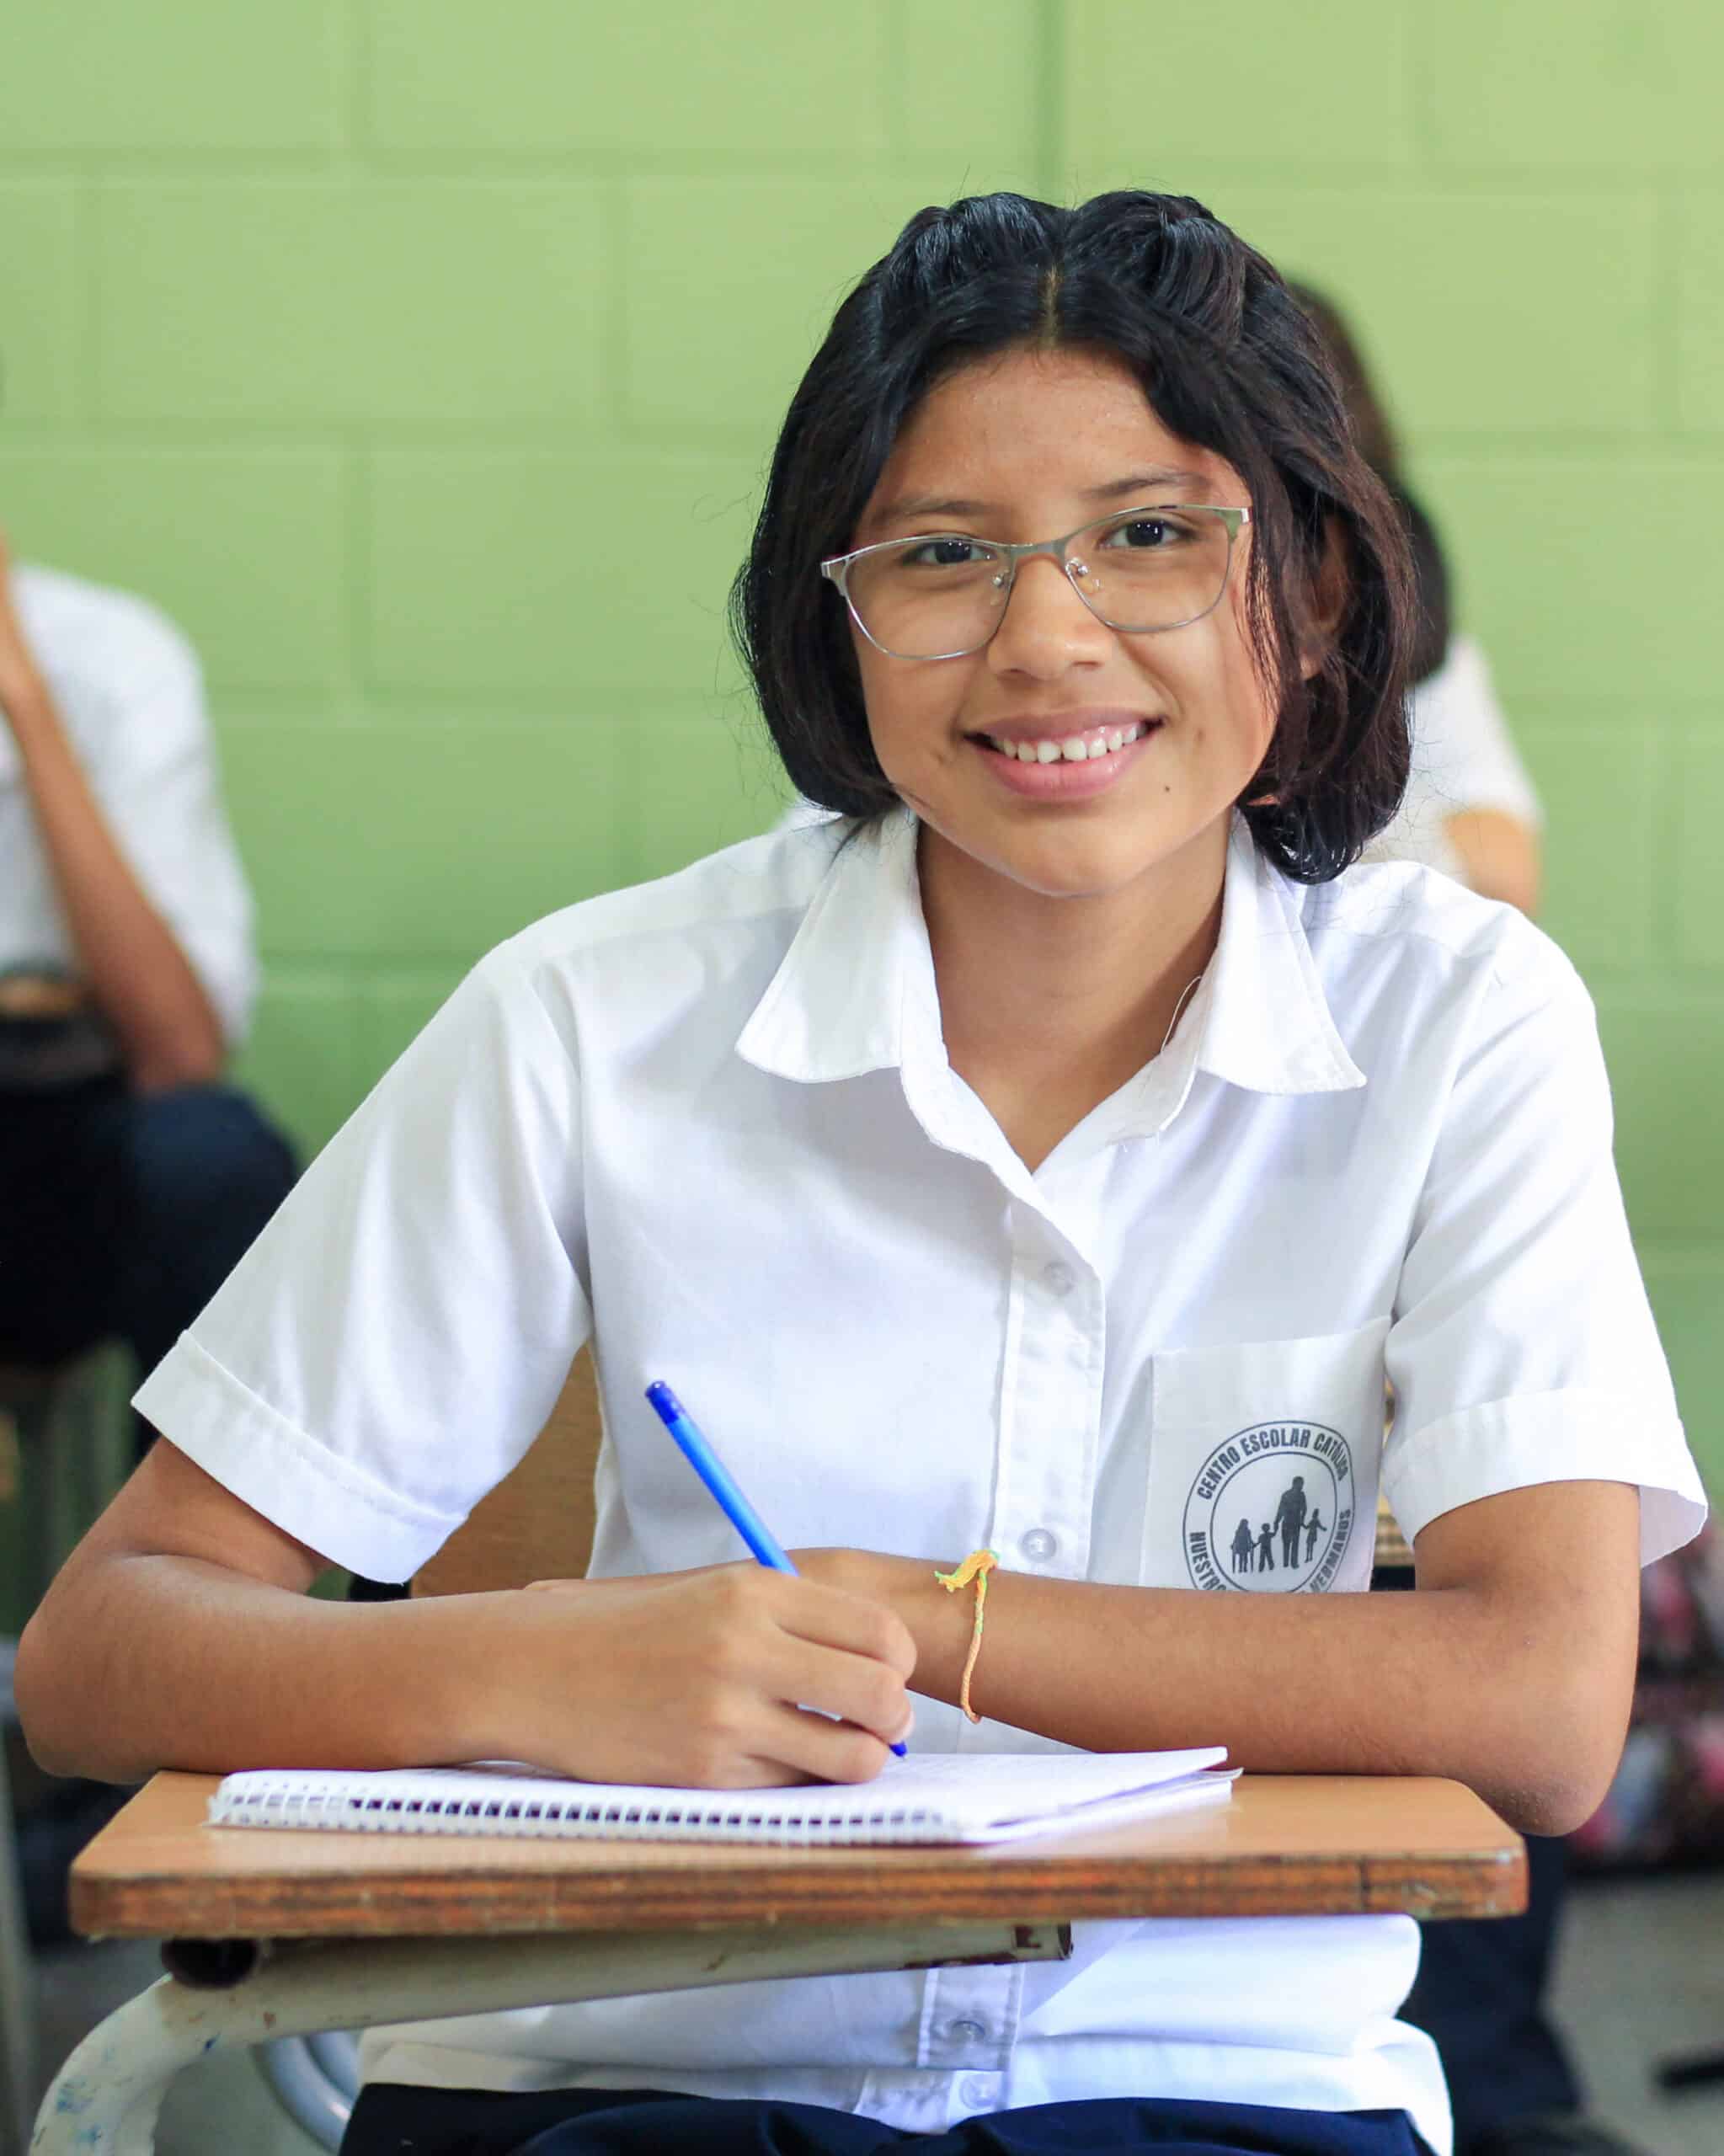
left=729, top=190, right=1415, bottom=883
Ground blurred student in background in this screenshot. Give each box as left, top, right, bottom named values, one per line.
left=1291, top=287, right=1542, bottom=919
left=0, top=531, right=297, bottom=1437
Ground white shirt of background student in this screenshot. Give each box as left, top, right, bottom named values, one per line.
left=0, top=538, right=256, bottom=1081
left=1364, top=633, right=1542, bottom=915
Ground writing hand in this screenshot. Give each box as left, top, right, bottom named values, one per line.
left=481, top=1563, right=915, bottom=1787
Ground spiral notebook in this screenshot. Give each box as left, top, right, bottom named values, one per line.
left=207, top=1747, right=1234, bottom=1848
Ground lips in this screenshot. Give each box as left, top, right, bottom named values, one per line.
left=976, top=718, right=1155, bottom=765
left=967, top=718, right=1161, bottom=798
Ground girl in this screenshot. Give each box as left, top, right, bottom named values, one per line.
left=18, top=192, right=1704, bottom=2156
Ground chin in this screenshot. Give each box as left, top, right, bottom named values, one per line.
left=977, top=832, right=1172, bottom=903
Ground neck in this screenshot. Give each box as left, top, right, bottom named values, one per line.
left=917, top=817, right=1229, bottom=1168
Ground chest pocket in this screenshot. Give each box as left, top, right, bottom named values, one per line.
left=1141, top=1318, right=1389, bottom=1595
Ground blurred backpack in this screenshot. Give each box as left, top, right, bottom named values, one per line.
left=1569, top=1518, right=1724, bottom=1871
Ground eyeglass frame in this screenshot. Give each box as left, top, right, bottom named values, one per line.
left=819, top=504, right=1252, bottom=662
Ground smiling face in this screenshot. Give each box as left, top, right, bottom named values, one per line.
left=847, top=343, right=1285, bottom=913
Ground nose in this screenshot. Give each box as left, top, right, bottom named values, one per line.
left=985, top=552, right=1113, bottom=679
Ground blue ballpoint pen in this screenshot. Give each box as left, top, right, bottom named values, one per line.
left=644, top=1380, right=908, bottom=1756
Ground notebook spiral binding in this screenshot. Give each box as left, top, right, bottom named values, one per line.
left=219, top=1775, right=945, bottom=1845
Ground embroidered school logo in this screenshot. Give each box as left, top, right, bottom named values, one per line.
left=1182, top=1421, right=1353, bottom=1593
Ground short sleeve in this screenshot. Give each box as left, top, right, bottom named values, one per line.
left=134, top=944, right=593, bottom=1578
left=1382, top=934, right=1705, bottom=1566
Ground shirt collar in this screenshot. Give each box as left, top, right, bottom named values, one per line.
left=1192, top=816, right=1367, bottom=1102
left=736, top=809, right=1364, bottom=1123
left=736, top=812, right=932, bottom=1086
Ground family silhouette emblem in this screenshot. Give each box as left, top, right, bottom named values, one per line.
left=1228, top=1481, right=1330, bottom=1575
left=1183, top=1421, right=1358, bottom=1593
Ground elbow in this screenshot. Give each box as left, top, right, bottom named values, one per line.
left=13, top=1605, right=85, bottom=1782
left=14, top=1591, right=136, bottom=1785
left=1472, top=1675, right=1632, bottom=1839
left=1489, top=1768, right=1611, bottom=1841
left=1493, top=862, right=1542, bottom=920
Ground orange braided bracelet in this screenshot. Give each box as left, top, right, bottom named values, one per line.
left=934, top=1547, right=998, bottom=1723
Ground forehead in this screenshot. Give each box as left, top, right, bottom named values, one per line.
left=860, top=344, right=1240, bottom=531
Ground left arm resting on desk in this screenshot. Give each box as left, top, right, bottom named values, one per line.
left=795, top=1477, right=1641, bottom=1838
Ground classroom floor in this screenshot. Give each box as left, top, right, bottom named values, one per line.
left=24, top=1865, right=1724, bottom=2156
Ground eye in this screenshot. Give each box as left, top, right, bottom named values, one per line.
left=1098, top=514, right=1189, bottom=551
left=901, top=536, right=991, bottom=569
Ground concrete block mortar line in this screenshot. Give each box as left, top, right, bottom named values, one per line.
left=1648, top=718, right=1687, bottom=971
left=879, top=0, right=910, bottom=168
left=72, top=169, right=101, bottom=427
left=1402, top=0, right=1440, bottom=170
left=336, top=432, right=370, bottom=714
left=602, top=179, right=632, bottom=442
left=1035, top=0, right=1065, bottom=200
left=339, top=0, right=372, bottom=166
left=1652, top=187, right=1684, bottom=436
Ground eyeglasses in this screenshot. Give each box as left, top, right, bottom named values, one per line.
left=820, top=504, right=1251, bottom=661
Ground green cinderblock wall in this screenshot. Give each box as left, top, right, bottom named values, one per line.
left=2, top=3, right=1718, bottom=1492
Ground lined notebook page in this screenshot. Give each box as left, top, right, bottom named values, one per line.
left=207, top=1747, right=1233, bottom=1846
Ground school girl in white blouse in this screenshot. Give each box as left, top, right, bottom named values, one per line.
left=19, top=191, right=1705, bottom=2156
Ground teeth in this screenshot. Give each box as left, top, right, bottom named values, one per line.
left=989, top=721, right=1147, bottom=764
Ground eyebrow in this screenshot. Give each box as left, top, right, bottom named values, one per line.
left=863, top=471, right=1214, bottom=531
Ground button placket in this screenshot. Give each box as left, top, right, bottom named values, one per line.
left=991, top=1220, right=1101, bottom=1589
left=916, top=1962, right=1020, bottom=2073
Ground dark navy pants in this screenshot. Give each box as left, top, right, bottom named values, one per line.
left=344, top=2087, right=1430, bottom=2156
left=0, top=1073, right=297, bottom=1444
left=1372, top=1566, right=1581, bottom=2150
left=1401, top=1829, right=1579, bottom=2147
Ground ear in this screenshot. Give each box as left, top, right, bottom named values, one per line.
left=1295, top=516, right=1350, bottom=680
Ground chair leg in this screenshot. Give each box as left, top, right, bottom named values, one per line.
left=0, top=1748, right=36, bottom=2156
left=0, top=1644, right=39, bottom=2156
left=33, top=1919, right=1069, bottom=2155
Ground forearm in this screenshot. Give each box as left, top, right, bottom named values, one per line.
left=852, top=1553, right=1627, bottom=1835
left=3, top=674, right=225, bottom=1088
left=18, top=1554, right=495, bottom=1785
left=1443, top=808, right=1541, bottom=915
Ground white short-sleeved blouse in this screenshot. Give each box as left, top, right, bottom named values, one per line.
left=0, top=564, right=259, bottom=1046
left=137, top=811, right=1705, bottom=2154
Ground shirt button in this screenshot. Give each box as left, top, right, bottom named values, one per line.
left=945, top=2018, right=987, bottom=2045
left=1040, top=1260, right=1075, bottom=1297
left=958, top=2074, right=995, bottom=2106
left=1018, top=1527, right=1057, bottom=1565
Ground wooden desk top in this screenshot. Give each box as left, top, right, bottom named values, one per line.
left=72, top=1772, right=1524, bottom=1940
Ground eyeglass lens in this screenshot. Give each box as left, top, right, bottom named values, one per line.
left=842, top=507, right=1236, bottom=659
